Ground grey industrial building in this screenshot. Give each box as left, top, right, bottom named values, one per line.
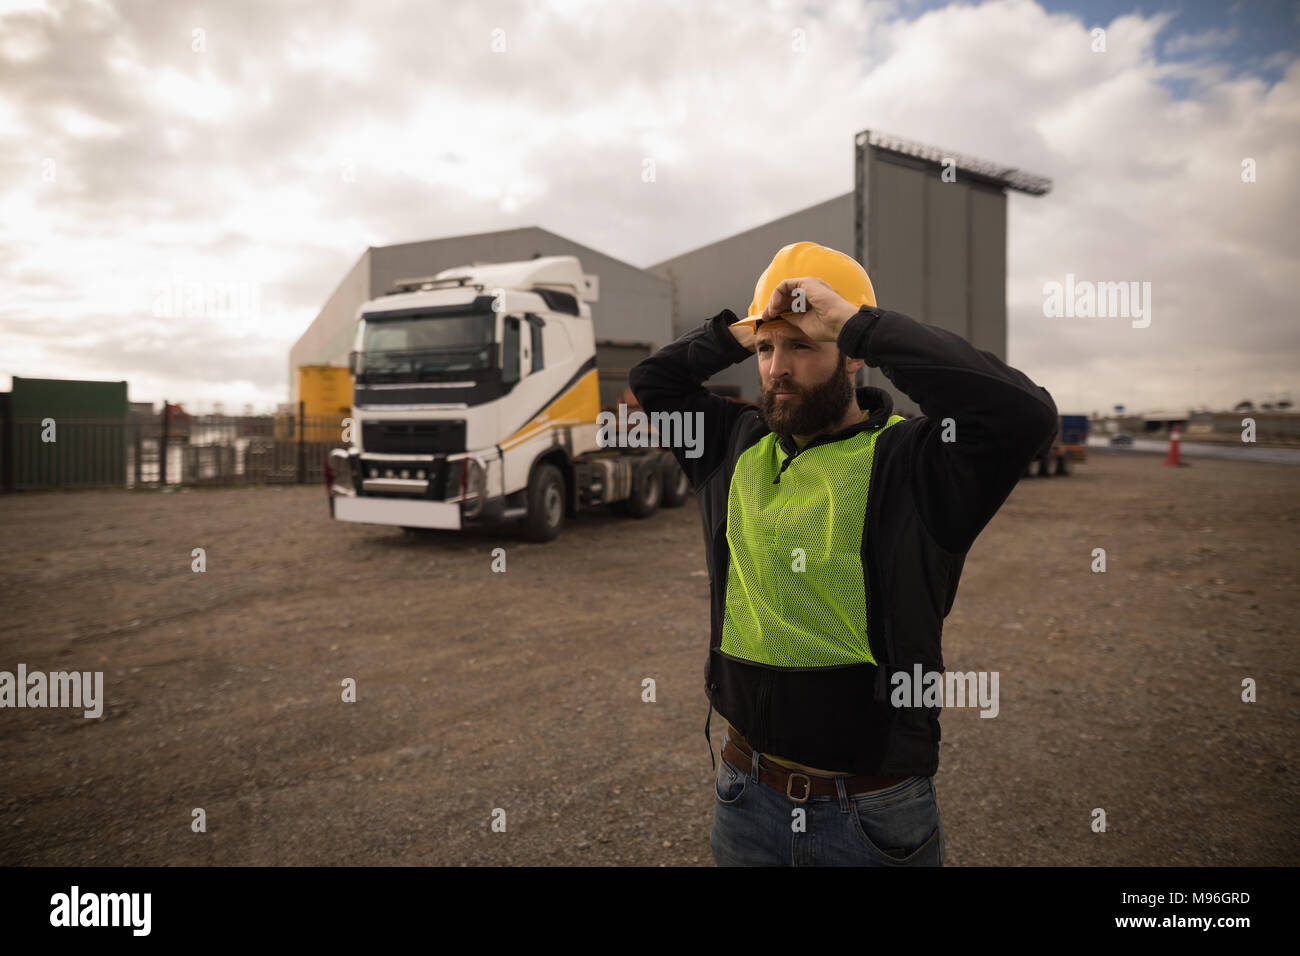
left=291, top=129, right=1051, bottom=414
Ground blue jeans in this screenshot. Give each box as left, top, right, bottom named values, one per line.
left=710, top=739, right=947, bottom=866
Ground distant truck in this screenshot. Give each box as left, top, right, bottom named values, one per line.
left=1023, top=414, right=1088, bottom=477
left=1060, top=415, right=1088, bottom=460
left=323, top=255, right=688, bottom=541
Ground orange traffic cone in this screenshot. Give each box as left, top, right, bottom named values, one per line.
left=1163, top=425, right=1183, bottom=467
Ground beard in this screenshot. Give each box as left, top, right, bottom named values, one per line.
left=760, top=353, right=855, bottom=437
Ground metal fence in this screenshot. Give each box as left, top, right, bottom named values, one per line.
left=0, top=407, right=349, bottom=491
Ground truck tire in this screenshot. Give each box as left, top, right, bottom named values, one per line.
left=620, top=458, right=662, bottom=519
left=660, top=456, right=690, bottom=507
left=522, top=463, right=566, bottom=541
left=1054, top=453, right=1070, bottom=476
left=1036, top=454, right=1052, bottom=477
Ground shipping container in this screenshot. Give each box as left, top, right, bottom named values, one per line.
left=4, top=377, right=128, bottom=488
left=276, top=366, right=353, bottom=442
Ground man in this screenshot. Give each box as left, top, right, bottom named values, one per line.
left=628, top=242, right=1058, bottom=867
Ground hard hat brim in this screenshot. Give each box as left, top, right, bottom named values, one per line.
left=732, top=312, right=794, bottom=331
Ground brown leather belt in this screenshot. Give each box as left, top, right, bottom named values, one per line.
left=721, top=730, right=909, bottom=803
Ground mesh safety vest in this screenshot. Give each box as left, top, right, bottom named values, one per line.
left=721, top=415, right=906, bottom=669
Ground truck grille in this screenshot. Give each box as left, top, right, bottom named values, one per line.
left=362, top=420, right=466, bottom=454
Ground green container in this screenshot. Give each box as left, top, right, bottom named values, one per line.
left=12, top=377, right=127, bottom=420
left=9, top=377, right=129, bottom=487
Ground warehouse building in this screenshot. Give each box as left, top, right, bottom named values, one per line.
left=292, top=130, right=1050, bottom=414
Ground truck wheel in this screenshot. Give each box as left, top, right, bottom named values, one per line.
left=1036, top=455, right=1052, bottom=477
left=660, top=456, right=690, bottom=507
left=522, top=464, right=565, bottom=541
left=622, top=458, right=662, bottom=519
left=1054, top=453, right=1070, bottom=476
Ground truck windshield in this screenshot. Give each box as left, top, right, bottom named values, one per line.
left=358, top=311, right=495, bottom=380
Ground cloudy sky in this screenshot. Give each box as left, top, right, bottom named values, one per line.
left=1, top=0, right=1296, bottom=415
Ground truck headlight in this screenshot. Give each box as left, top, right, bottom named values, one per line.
left=328, top=448, right=354, bottom=495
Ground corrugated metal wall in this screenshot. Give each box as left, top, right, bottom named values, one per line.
left=861, top=148, right=1008, bottom=415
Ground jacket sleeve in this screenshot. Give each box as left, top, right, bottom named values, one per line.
left=628, top=309, right=757, bottom=488
left=839, top=306, right=1059, bottom=554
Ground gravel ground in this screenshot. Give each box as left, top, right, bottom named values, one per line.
left=0, top=450, right=1296, bottom=866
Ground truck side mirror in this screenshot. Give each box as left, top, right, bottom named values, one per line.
left=347, top=351, right=359, bottom=375
left=502, top=317, right=521, bottom=385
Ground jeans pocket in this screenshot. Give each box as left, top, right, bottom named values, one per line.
left=848, top=776, right=943, bottom=866
left=714, top=755, right=749, bottom=806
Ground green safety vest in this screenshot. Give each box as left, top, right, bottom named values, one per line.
left=720, top=414, right=907, bottom=668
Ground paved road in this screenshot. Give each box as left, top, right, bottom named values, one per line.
left=1088, top=436, right=1300, bottom=465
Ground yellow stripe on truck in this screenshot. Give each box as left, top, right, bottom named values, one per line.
left=500, top=369, right=602, bottom=451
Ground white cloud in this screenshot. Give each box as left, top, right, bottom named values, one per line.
left=0, top=10, right=52, bottom=60
left=0, top=97, right=29, bottom=139
left=148, top=67, right=235, bottom=121
left=0, top=0, right=1294, bottom=414
left=54, top=106, right=122, bottom=138
left=1163, top=26, right=1238, bottom=58
left=282, top=28, right=372, bottom=77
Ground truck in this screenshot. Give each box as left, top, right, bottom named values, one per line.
left=323, top=255, right=689, bottom=541
left=1059, top=414, right=1088, bottom=461
left=1022, top=414, right=1088, bottom=477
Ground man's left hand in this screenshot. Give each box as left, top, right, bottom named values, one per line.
left=761, top=277, right=861, bottom=342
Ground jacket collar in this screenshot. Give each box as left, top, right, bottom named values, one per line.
left=775, top=386, right=895, bottom=459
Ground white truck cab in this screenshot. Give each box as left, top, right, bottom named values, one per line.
left=325, top=255, right=688, bottom=540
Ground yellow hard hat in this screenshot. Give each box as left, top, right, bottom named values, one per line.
left=733, top=241, right=876, bottom=331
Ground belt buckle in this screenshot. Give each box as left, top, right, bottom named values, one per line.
left=785, top=772, right=811, bottom=803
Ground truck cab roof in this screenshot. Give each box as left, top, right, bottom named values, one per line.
left=364, top=255, right=595, bottom=320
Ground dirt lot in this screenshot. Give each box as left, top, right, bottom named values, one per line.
left=1, top=451, right=1297, bottom=866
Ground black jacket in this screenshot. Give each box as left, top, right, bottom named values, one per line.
left=628, top=305, right=1059, bottom=775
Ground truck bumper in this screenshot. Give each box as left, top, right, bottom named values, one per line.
left=333, top=495, right=462, bottom=530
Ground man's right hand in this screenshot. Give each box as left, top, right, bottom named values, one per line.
left=728, top=317, right=757, bottom=353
